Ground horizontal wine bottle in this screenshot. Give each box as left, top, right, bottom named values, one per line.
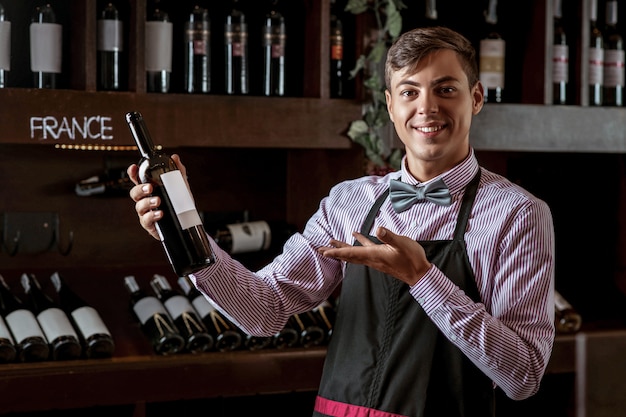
left=554, top=290, right=582, bottom=333
left=125, top=111, right=216, bottom=276
left=0, top=275, right=49, bottom=362
left=272, top=321, right=299, bottom=349
left=150, top=274, right=214, bottom=353
left=213, top=220, right=297, bottom=254
left=20, top=273, right=82, bottom=361
left=0, top=315, right=16, bottom=363
left=124, top=275, right=185, bottom=355
left=312, top=299, right=336, bottom=343
left=50, top=272, right=115, bottom=359
left=177, top=275, right=242, bottom=352
left=290, top=311, right=325, bottom=348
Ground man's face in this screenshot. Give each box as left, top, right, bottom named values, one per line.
left=385, top=49, right=483, bottom=178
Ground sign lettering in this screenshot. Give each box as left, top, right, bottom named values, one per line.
left=30, top=116, right=114, bottom=140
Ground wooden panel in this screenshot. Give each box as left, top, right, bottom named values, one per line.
left=0, top=89, right=360, bottom=150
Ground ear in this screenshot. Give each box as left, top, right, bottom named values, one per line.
left=472, top=82, right=485, bottom=115
left=385, top=89, right=395, bottom=124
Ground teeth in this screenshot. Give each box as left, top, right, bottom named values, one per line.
left=418, top=126, right=442, bottom=133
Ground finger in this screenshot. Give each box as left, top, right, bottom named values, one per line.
left=171, top=154, right=187, bottom=177
left=129, top=182, right=152, bottom=202
left=127, top=164, right=140, bottom=186
left=352, top=232, right=376, bottom=246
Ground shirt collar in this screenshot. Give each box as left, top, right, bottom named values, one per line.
left=396, top=148, right=480, bottom=197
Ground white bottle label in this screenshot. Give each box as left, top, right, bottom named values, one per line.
left=604, top=49, right=625, bottom=87
left=29, top=22, right=62, bottom=73
left=163, top=294, right=192, bottom=319
left=588, top=47, right=605, bottom=85
left=97, top=19, right=123, bottom=52
left=552, top=44, right=569, bottom=83
left=554, top=291, right=573, bottom=311
left=0, top=315, right=15, bottom=344
left=479, top=38, right=505, bottom=89
left=71, top=306, right=112, bottom=338
left=145, top=21, right=173, bottom=72
left=227, top=221, right=272, bottom=254
left=5, top=309, right=47, bottom=343
left=0, top=21, right=10, bottom=71
left=133, top=296, right=169, bottom=324
left=160, top=170, right=203, bottom=230
left=37, top=307, right=78, bottom=342
left=192, top=294, right=216, bottom=318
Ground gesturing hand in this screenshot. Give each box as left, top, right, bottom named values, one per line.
left=318, top=226, right=432, bottom=286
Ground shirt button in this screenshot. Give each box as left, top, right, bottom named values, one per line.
left=417, top=297, right=425, bottom=304
left=411, top=220, right=417, bottom=228
left=450, top=334, right=457, bottom=341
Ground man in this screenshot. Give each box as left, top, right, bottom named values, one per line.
left=128, top=26, right=555, bottom=417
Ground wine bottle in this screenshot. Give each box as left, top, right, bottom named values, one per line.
left=30, top=3, right=62, bottom=89
left=262, top=0, right=286, bottom=97
left=552, top=0, right=569, bottom=105
left=291, top=311, right=325, bottom=348
left=0, top=3, right=10, bottom=88
left=603, top=0, right=624, bottom=107
left=74, top=169, right=134, bottom=197
left=554, top=290, right=582, bottom=333
left=97, top=2, right=124, bottom=91
left=224, top=0, right=248, bottom=95
left=0, top=275, right=49, bottom=362
left=479, top=0, right=505, bottom=103
left=242, top=333, right=272, bottom=351
left=329, top=0, right=344, bottom=98
left=123, top=275, right=185, bottom=355
left=589, top=0, right=604, bottom=106
left=125, top=111, right=216, bottom=277
left=212, top=220, right=296, bottom=255
left=425, top=0, right=438, bottom=24
left=150, top=274, right=214, bottom=353
left=272, top=320, right=299, bottom=349
left=20, top=273, right=82, bottom=361
left=312, top=299, right=335, bottom=342
left=145, top=1, right=172, bottom=93
left=185, top=5, right=211, bottom=94
left=177, top=275, right=242, bottom=352
left=50, top=272, right=115, bottom=359
left=0, top=314, right=16, bottom=363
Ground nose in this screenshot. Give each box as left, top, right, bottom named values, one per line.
left=418, top=91, right=438, bottom=114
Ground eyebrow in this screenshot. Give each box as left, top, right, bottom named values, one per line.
left=395, top=75, right=461, bottom=89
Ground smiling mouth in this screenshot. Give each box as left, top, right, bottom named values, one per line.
left=417, top=125, right=444, bottom=133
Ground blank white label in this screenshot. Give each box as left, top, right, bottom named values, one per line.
left=145, top=21, right=172, bottom=71
left=160, top=170, right=202, bottom=230
left=30, top=22, right=62, bottom=73
left=0, top=21, right=10, bottom=70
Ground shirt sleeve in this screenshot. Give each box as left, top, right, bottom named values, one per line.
left=410, top=198, right=556, bottom=401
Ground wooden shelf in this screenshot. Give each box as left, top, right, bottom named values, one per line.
left=0, top=89, right=361, bottom=150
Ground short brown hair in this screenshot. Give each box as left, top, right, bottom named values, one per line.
left=385, top=26, right=479, bottom=91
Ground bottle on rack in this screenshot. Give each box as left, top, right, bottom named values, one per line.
left=0, top=2, right=10, bottom=88
left=224, top=0, right=249, bottom=95
left=97, top=2, right=124, bottom=91
left=424, top=0, right=438, bottom=25
left=150, top=274, right=214, bottom=353
left=74, top=168, right=134, bottom=197
left=242, top=332, right=272, bottom=351
left=145, top=1, right=172, bottom=93
left=290, top=311, right=326, bottom=348
left=50, top=272, right=115, bottom=359
left=0, top=275, right=49, bottom=362
left=312, top=299, right=336, bottom=343
left=185, top=5, right=211, bottom=94
left=479, top=0, right=505, bottom=103
left=123, top=275, right=185, bottom=355
left=603, top=0, right=624, bottom=107
left=212, top=220, right=296, bottom=255
left=125, top=111, right=216, bottom=277
left=20, top=273, right=82, bottom=361
left=554, top=290, right=582, bottom=333
left=589, top=0, right=604, bottom=106
left=0, top=314, right=16, bottom=363
left=272, top=321, right=300, bottom=349
left=262, top=0, right=286, bottom=97
left=329, top=0, right=344, bottom=98
left=552, top=0, right=569, bottom=105
left=177, top=275, right=243, bottom=352
left=30, top=3, right=62, bottom=89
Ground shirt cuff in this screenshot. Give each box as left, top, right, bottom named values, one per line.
left=409, top=265, right=457, bottom=314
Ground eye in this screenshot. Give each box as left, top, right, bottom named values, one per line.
left=439, top=86, right=457, bottom=95
left=400, top=89, right=418, bottom=98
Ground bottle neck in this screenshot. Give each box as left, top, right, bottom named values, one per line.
left=126, top=112, right=156, bottom=158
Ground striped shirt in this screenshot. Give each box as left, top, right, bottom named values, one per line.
left=193, top=148, right=555, bottom=401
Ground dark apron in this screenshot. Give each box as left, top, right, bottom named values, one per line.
left=313, top=170, right=494, bottom=417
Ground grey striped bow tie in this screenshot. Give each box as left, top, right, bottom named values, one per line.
left=389, top=178, right=452, bottom=213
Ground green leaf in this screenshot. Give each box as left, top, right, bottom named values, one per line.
left=345, top=0, right=369, bottom=14
left=346, top=120, right=369, bottom=141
